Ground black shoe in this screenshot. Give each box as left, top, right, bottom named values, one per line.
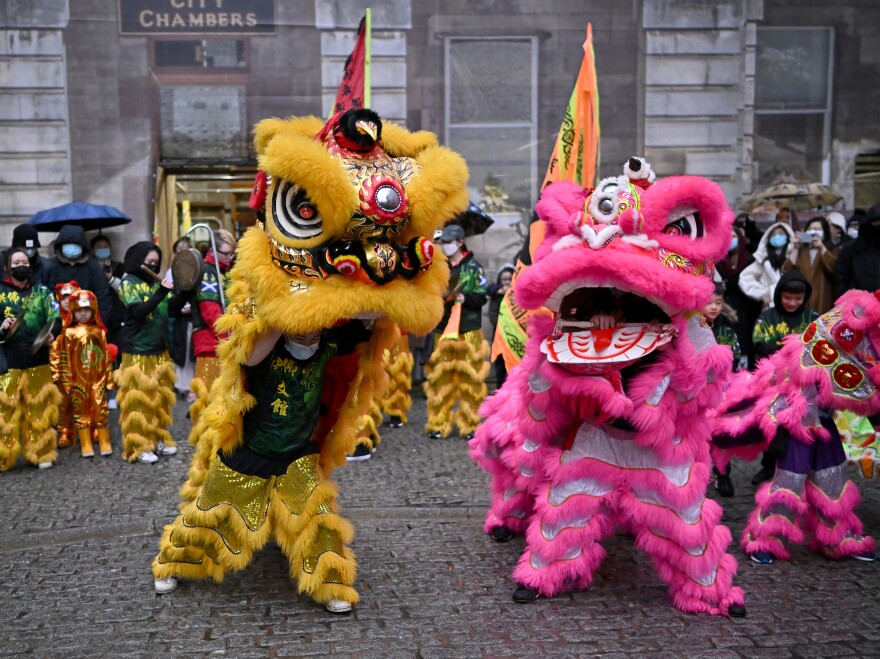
left=490, top=526, right=513, bottom=542
left=460, top=433, right=474, bottom=441
left=751, top=467, right=774, bottom=486
left=427, top=431, right=442, bottom=440
left=715, top=473, right=735, bottom=498
left=728, top=603, right=747, bottom=618
left=387, top=416, right=405, bottom=428
left=512, top=584, right=540, bottom=603
left=346, top=444, right=372, bottom=462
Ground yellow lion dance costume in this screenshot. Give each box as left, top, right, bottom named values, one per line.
left=152, top=109, right=468, bottom=613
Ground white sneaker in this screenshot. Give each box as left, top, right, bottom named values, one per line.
left=325, top=599, right=353, bottom=614
left=156, top=442, right=177, bottom=456
left=138, top=451, right=159, bottom=464
left=37, top=461, right=53, bottom=470
left=154, top=577, right=178, bottom=594
left=108, top=398, right=118, bottom=410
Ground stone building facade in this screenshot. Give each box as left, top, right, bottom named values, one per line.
left=1, top=0, right=878, bottom=270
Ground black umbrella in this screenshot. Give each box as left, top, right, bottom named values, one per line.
left=28, top=202, right=133, bottom=233
left=451, top=201, right=495, bottom=237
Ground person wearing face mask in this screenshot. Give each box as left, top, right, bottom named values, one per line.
left=423, top=224, right=489, bottom=440
left=826, top=211, right=850, bottom=249
left=0, top=247, right=62, bottom=471
left=44, top=224, right=113, bottom=330
left=717, top=225, right=761, bottom=367
left=115, top=241, right=190, bottom=464
left=90, top=235, right=126, bottom=388
left=783, top=216, right=838, bottom=314
left=0, top=224, right=50, bottom=284
left=833, top=205, right=880, bottom=299
left=738, top=222, right=796, bottom=314
left=153, top=318, right=371, bottom=607
left=176, top=231, right=238, bottom=495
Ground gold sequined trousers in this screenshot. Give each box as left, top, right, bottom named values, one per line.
left=116, top=352, right=176, bottom=462
left=153, top=453, right=358, bottom=606
left=0, top=365, right=60, bottom=470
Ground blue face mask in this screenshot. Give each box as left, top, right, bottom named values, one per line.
left=729, top=237, right=739, bottom=252
left=768, top=234, right=788, bottom=249
left=61, top=244, right=83, bottom=259
left=94, top=248, right=111, bottom=260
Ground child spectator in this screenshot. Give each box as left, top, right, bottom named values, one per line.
left=750, top=270, right=819, bottom=484
left=52, top=281, right=80, bottom=449
left=703, top=283, right=743, bottom=497
left=51, top=290, right=115, bottom=457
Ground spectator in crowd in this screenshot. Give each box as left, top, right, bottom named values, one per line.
left=0, top=224, right=51, bottom=284
left=739, top=222, right=795, bottom=311
left=783, top=215, right=838, bottom=314
left=846, top=213, right=863, bottom=240
left=776, top=206, right=799, bottom=230
left=833, top=204, right=880, bottom=299
left=733, top=212, right=762, bottom=254
left=166, top=237, right=195, bottom=399
left=90, top=234, right=126, bottom=365
left=717, top=225, right=760, bottom=365
left=44, top=224, right=113, bottom=328
left=190, top=230, right=235, bottom=404
left=486, top=263, right=514, bottom=388
left=750, top=270, right=818, bottom=485
left=826, top=211, right=849, bottom=248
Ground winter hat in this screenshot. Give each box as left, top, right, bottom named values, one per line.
left=11, top=224, right=40, bottom=249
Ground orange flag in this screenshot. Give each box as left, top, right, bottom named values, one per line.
left=491, top=22, right=599, bottom=371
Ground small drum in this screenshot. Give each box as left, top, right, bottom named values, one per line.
left=30, top=319, right=55, bottom=354
left=0, top=313, right=23, bottom=344
left=171, top=248, right=204, bottom=292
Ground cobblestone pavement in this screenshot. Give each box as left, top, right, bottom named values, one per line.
left=1, top=391, right=879, bottom=658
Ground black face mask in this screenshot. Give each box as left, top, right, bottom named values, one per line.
left=144, top=262, right=161, bottom=274
left=10, top=265, right=32, bottom=282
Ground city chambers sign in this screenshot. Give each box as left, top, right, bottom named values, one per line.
left=119, top=0, right=274, bottom=35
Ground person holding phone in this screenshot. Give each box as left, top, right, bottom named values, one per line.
left=783, top=215, right=838, bottom=314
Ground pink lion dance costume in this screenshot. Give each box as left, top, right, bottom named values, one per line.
left=713, top=291, right=880, bottom=562
left=470, top=158, right=746, bottom=616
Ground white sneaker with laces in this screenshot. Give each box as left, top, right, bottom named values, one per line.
left=138, top=451, right=159, bottom=464
left=325, top=599, right=353, bottom=614
left=154, top=577, right=178, bottom=594
left=156, top=442, right=177, bottom=456
left=37, top=461, right=53, bottom=470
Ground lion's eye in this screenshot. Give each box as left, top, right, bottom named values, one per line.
left=663, top=211, right=703, bottom=239
left=272, top=180, right=323, bottom=239
left=597, top=198, right=615, bottom=215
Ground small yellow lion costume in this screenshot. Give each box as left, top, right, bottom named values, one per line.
left=152, top=109, right=468, bottom=610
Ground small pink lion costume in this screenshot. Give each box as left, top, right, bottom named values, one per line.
left=470, top=158, right=746, bottom=616
left=713, top=292, right=880, bottom=562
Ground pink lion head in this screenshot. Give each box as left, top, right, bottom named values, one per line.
left=516, top=157, right=733, bottom=376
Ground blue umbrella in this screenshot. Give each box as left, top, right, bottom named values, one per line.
left=28, top=201, right=132, bottom=233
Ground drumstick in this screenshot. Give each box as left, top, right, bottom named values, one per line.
left=140, top=264, right=163, bottom=282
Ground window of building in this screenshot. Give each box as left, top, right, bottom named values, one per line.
left=753, top=27, right=834, bottom=184
left=445, top=37, right=538, bottom=211
left=154, top=39, right=247, bottom=69
left=159, top=85, right=248, bottom=160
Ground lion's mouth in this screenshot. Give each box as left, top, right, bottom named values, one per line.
left=541, top=285, right=675, bottom=374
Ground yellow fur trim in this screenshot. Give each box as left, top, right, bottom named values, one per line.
left=380, top=122, right=438, bottom=157
left=404, top=146, right=470, bottom=241
left=423, top=331, right=489, bottom=437
left=381, top=334, right=413, bottom=422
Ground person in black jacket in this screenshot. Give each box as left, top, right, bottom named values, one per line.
left=750, top=270, right=819, bottom=485
left=833, top=204, right=880, bottom=299
left=0, top=224, right=51, bottom=284
left=44, top=224, right=113, bottom=328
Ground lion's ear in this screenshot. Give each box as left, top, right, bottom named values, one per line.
left=380, top=122, right=438, bottom=158
left=253, top=116, right=325, bottom=155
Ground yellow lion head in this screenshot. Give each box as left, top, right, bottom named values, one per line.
left=234, top=109, right=469, bottom=335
